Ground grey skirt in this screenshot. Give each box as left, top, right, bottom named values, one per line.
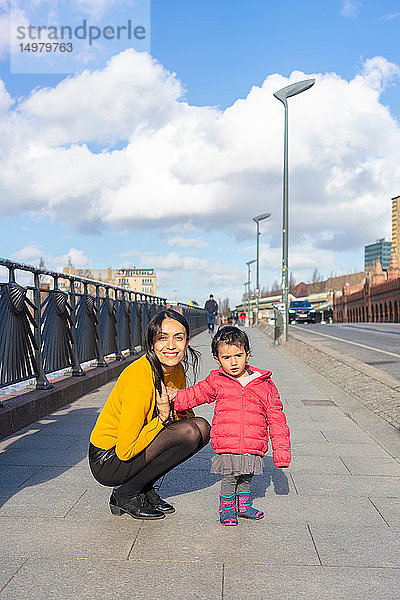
left=211, top=453, right=263, bottom=475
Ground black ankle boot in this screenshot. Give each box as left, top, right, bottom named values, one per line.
left=145, top=488, right=175, bottom=514
left=109, top=492, right=165, bottom=520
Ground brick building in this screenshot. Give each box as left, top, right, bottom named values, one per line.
left=333, top=255, right=400, bottom=323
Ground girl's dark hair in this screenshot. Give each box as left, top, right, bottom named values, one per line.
left=143, top=308, right=201, bottom=395
left=211, top=325, right=251, bottom=357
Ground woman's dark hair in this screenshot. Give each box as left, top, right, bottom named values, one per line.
left=143, top=308, right=201, bottom=395
left=211, top=325, right=251, bottom=357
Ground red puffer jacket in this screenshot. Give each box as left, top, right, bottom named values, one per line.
left=174, top=366, right=291, bottom=467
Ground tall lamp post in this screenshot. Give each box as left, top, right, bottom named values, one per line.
left=243, top=281, right=249, bottom=318
left=253, top=212, right=271, bottom=325
left=273, top=78, right=315, bottom=341
left=246, top=259, right=256, bottom=326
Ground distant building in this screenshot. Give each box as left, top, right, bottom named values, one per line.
left=364, top=238, right=392, bottom=271
left=114, top=268, right=156, bottom=295
left=62, top=266, right=157, bottom=295
left=392, top=195, right=400, bottom=267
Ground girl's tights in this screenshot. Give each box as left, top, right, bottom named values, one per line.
left=221, top=473, right=253, bottom=496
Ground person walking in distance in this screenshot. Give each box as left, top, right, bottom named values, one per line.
left=205, top=294, right=218, bottom=333
left=167, top=325, right=291, bottom=526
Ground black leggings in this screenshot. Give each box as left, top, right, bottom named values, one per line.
left=89, top=417, right=210, bottom=498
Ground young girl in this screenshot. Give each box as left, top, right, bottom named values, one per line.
left=169, top=325, right=291, bottom=526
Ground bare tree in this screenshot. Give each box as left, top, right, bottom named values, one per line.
left=311, top=268, right=323, bottom=283
left=288, top=272, right=297, bottom=294
left=218, top=298, right=231, bottom=322
left=271, top=280, right=281, bottom=293
left=38, top=256, right=50, bottom=287
left=260, top=280, right=282, bottom=298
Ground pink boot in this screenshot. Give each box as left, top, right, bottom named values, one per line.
left=236, top=493, right=264, bottom=520
left=219, top=493, right=238, bottom=526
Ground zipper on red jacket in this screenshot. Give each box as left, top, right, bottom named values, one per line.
left=216, top=368, right=270, bottom=454
left=240, top=387, right=245, bottom=454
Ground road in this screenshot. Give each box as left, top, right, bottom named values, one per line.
left=290, top=322, right=400, bottom=382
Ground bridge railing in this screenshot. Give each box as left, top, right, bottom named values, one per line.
left=0, top=258, right=173, bottom=391
left=177, top=302, right=208, bottom=338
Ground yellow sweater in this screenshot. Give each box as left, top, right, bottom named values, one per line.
left=90, top=354, right=187, bottom=460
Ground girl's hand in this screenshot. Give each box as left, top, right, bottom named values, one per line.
left=156, top=383, right=171, bottom=424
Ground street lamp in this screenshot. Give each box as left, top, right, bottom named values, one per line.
left=253, top=212, right=271, bottom=325
left=246, top=259, right=256, bottom=326
left=273, top=78, right=315, bottom=341
left=243, top=281, right=249, bottom=316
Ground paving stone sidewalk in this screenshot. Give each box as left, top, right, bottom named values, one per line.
left=0, top=328, right=399, bottom=599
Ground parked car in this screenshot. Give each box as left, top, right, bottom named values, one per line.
left=288, top=300, right=319, bottom=324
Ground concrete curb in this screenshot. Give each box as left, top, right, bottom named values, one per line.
left=289, top=326, right=400, bottom=391
left=0, top=354, right=142, bottom=439
left=257, top=321, right=400, bottom=392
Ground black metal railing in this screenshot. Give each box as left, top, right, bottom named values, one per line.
left=0, top=258, right=174, bottom=391
left=177, top=302, right=208, bottom=338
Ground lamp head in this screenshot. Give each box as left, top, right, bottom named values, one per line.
left=246, top=259, right=257, bottom=266
left=253, top=212, right=271, bottom=224
left=273, top=78, right=315, bottom=105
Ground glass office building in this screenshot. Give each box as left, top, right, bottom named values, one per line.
left=364, top=239, right=392, bottom=270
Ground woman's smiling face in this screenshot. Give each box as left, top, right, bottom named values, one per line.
left=153, top=317, right=188, bottom=373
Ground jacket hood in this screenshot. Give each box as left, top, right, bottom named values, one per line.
left=215, top=365, right=272, bottom=382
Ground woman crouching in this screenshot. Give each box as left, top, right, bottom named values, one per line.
left=88, top=308, right=210, bottom=519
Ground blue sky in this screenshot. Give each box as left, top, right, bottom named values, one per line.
left=0, top=0, right=399, bottom=306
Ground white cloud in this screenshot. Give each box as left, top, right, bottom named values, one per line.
left=135, top=251, right=242, bottom=291
left=120, top=250, right=141, bottom=258
left=340, top=1, right=362, bottom=18
left=0, top=80, right=12, bottom=113
left=0, top=11, right=9, bottom=60
left=72, top=0, right=132, bottom=17
left=12, top=244, right=44, bottom=266
left=380, top=12, right=400, bottom=21
left=12, top=245, right=91, bottom=272
left=55, top=247, right=91, bottom=271
left=168, top=236, right=208, bottom=248
left=361, top=56, right=400, bottom=92
left=0, top=49, right=400, bottom=288
left=260, top=242, right=338, bottom=282
left=163, top=222, right=198, bottom=235
left=19, top=50, right=182, bottom=145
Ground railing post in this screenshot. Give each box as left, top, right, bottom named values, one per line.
left=8, top=265, right=15, bottom=283
left=33, top=271, right=52, bottom=390
left=68, top=278, right=85, bottom=377
left=95, top=284, right=107, bottom=367
left=128, top=291, right=136, bottom=355
left=114, top=288, right=123, bottom=361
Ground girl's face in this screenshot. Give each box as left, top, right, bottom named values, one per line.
left=215, top=342, right=249, bottom=378
left=153, top=317, right=188, bottom=373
